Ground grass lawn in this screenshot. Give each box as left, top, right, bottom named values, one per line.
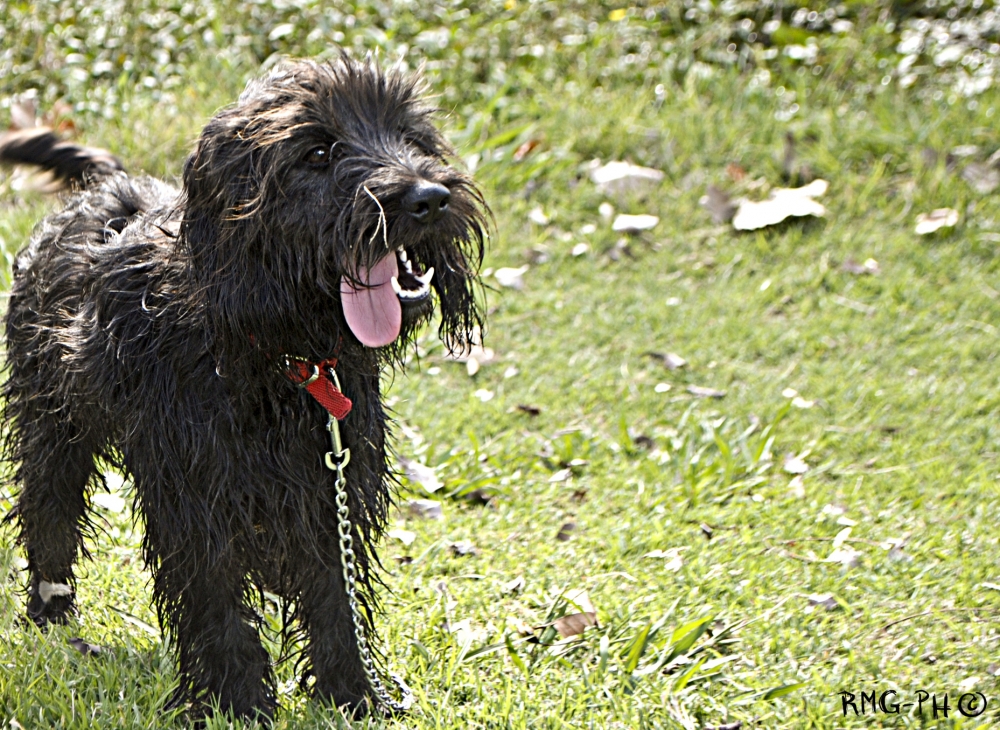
left=2, top=2, right=1000, bottom=728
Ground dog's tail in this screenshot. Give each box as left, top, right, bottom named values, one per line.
left=0, top=127, right=124, bottom=190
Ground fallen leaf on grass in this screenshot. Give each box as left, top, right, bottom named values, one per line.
left=516, top=403, right=541, bottom=416
left=915, top=208, right=958, bottom=235
left=555, top=522, right=577, bottom=541
left=387, top=529, right=416, bottom=546
left=731, top=179, right=828, bottom=231
left=571, top=242, right=589, bottom=256
left=632, top=434, right=655, bottom=450
left=399, top=458, right=442, bottom=493
left=687, top=385, right=726, bottom=399
left=645, top=351, right=688, bottom=370
left=588, top=159, right=665, bottom=196
left=550, top=588, right=598, bottom=638
left=826, top=547, right=861, bottom=569
left=644, top=547, right=686, bottom=571
left=474, top=389, right=494, bottom=402
left=549, top=468, right=572, bottom=483
left=783, top=455, right=809, bottom=474
left=782, top=389, right=815, bottom=409
left=445, top=331, right=495, bottom=377
left=450, top=541, right=477, bottom=557
left=461, top=487, right=496, bottom=506
left=553, top=611, right=598, bottom=638
left=68, top=637, right=102, bottom=656
left=700, top=185, right=737, bottom=223
left=951, top=144, right=980, bottom=159
left=806, top=593, right=838, bottom=611
left=502, top=576, right=526, bottom=594
left=513, top=139, right=541, bottom=162
left=527, top=207, right=550, bottom=226
left=407, top=499, right=443, bottom=520
left=449, top=618, right=486, bottom=647
left=788, top=475, right=806, bottom=499
left=962, top=162, right=1000, bottom=194
left=612, top=213, right=659, bottom=233
left=726, top=163, right=747, bottom=182
left=494, top=265, right=529, bottom=289
left=10, top=101, right=40, bottom=131
left=840, top=258, right=880, bottom=275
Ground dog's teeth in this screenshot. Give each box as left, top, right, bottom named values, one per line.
left=404, top=258, right=413, bottom=274
left=416, top=267, right=434, bottom=286
left=390, top=276, right=402, bottom=295
left=398, top=249, right=408, bottom=263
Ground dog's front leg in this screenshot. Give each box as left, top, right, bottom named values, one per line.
left=295, top=556, right=373, bottom=714
left=149, top=522, right=277, bottom=722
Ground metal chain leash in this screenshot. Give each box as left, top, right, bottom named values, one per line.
left=322, top=369, right=413, bottom=717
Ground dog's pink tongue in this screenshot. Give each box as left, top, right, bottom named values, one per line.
left=340, top=254, right=402, bottom=348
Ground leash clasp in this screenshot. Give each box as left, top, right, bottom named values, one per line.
left=323, top=366, right=351, bottom=470
left=325, top=413, right=351, bottom=471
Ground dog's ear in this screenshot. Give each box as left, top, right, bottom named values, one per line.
left=180, top=112, right=269, bottom=269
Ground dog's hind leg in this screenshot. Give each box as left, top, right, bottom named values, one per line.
left=10, top=412, right=99, bottom=626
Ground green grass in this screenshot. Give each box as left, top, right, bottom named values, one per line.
left=3, top=1, right=1000, bottom=728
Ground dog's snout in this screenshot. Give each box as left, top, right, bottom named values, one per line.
left=403, top=181, right=450, bottom=224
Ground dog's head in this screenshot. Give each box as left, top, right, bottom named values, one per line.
left=181, top=56, right=488, bottom=362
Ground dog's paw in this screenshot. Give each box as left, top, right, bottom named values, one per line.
left=25, top=582, right=76, bottom=628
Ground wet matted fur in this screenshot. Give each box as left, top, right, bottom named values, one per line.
left=0, top=56, right=487, bottom=721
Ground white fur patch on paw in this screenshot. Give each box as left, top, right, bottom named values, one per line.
left=38, top=581, right=73, bottom=603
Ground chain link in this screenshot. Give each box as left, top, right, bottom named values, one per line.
left=326, top=408, right=413, bottom=716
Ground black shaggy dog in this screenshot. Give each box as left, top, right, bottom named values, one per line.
left=0, top=56, right=487, bottom=721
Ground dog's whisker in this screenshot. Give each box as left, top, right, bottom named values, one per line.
left=361, top=185, right=389, bottom=251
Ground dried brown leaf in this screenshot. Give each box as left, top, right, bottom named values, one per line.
left=68, top=637, right=102, bottom=656
left=725, top=163, right=746, bottom=182
left=406, top=499, right=443, bottom=520
left=700, top=185, right=737, bottom=224
left=553, top=611, right=598, bottom=638
left=555, top=522, right=577, bottom=541
left=645, top=351, right=688, bottom=370
left=513, top=139, right=541, bottom=162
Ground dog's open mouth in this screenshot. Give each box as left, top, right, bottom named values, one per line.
left=339, top=247, right=435, bottom=348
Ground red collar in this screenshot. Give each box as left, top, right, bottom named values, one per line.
left=285, top=355, right=353, bottom=421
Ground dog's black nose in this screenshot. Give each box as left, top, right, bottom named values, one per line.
left=404, top=181, right=450, bottom=224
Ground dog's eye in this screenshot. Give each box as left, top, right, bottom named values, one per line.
left=304, top=145, right=332, bottom=168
